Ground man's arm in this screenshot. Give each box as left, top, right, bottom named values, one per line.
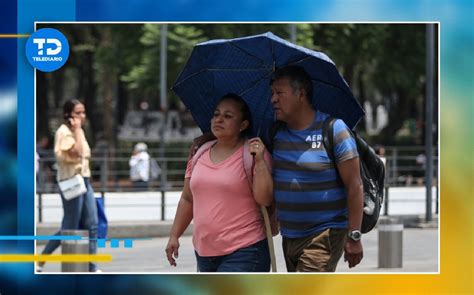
left=337, top=157, right=364, bottom=268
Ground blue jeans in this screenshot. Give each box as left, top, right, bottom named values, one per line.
left=195, top=239, right=270, bottom=272
left=42, top=177, right=98, bottom=271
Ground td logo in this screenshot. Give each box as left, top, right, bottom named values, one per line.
left=33, top=38, right=62, bottom=55
left=25, top=28, right=69, bottom=72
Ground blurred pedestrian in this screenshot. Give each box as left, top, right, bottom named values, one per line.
left=415, top=153, right=426, bottom=185
left=375, top=145, right=387, bottom=167
left=35, top=152, right=40, bottom=176
left=129, top=142, right=159, bottom=190
left=38, top=99, right=99, bottom=272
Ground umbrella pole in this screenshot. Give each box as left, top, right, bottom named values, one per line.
left=256, top=92, right=273, bottom=138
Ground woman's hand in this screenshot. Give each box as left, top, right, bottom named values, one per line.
left=165, top=237, right=180, bottom=267
left=249, top=137, right=273, bottom=206
left=248, top=137, right=266, bottom=162
left=68, top=116, right=82, bottom=132
left=66, top=116, right=85, bottom=158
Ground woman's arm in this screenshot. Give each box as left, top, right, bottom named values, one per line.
left=165, top=178, right=194, bottom=266
left=249, top=137, right=273, bottom=206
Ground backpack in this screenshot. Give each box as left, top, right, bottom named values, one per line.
left=322, top=117, right=385, bottom=233
left=189, top=139, right=279, bottom=271
left=150, top=158, right=161, bottom=180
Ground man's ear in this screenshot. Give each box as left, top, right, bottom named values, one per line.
left=298, top=88, right=307, bottom=102
left=240, top=120, right=250, bottom=132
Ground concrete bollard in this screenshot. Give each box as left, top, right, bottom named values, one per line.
left=61, top=230, right=89, bottom=272
left=378, top=217, right=403, bottom=268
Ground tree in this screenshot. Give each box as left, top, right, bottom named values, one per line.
left=37, top=23, right=431, bottom=149
left=310, top=24, right=427, bottom=144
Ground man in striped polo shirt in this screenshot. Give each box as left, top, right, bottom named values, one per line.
left=270, top=65, right=364, bottom=272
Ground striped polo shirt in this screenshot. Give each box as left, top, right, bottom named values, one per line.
left=272, top=111, right=359, bottom=238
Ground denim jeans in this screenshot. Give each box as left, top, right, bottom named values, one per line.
left=195, top=239, right=270, bottom=272
left=41, top=177, right=98, bottom=271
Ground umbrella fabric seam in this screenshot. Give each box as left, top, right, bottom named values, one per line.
left=227, top=39, right=267, bottom=66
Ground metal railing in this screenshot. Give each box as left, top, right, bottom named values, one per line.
left=36, top=147, right=190, bottom=192
left=36, top=146, right=439, bottom=222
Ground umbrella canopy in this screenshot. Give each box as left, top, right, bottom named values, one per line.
left=172, top=32, right=364, bottom=137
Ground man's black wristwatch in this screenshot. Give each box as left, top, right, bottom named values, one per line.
left=348, top=230, right=362, bottom=241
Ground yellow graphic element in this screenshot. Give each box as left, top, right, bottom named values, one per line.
left=0, top=34, right=30, bottom=38
left=0, top=254, right=112, bottom=263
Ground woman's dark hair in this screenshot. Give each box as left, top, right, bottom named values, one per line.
left=63, top=99, right=84, bottom=122
left=218, top=93, right=252, bottom=137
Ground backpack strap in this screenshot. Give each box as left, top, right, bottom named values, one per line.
left=323, top=116, right=358, bottom=164
left=260, top=204, right=277, bottom=272
left=323, top=117, right=347, bottom=187
left=190, top=139, right=217, bottom=173
left=323, top=118, right=377, bottom=229
left=242, top=140, right=254, bottom=188
left=322, top=116, right=337, bottom=161
left=242, top=140, right=277, bottom=272
left=267, top=120, right=286, bottom=153
left=242, top=140, right=273, bottom=187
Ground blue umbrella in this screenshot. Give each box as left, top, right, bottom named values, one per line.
left=172, top=32, right=364, bottom=137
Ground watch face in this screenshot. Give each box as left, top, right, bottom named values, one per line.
left=349, top=230, right=362, bottom=241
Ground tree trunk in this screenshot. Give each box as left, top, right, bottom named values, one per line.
left=99, top=27, right=117, bottom=182
left=36, top=72, right=50, bottom=139
left=377, top=87, right=412, bottom=144
left=117, top=80, right=128, bottom=126
left=52, top=70, right=64, bottom=110
left=83, top=50, right=97, bottom=138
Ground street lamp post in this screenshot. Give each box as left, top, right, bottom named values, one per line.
left=425, top=23, right=435, bottom=222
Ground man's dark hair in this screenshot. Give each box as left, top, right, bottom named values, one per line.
left=218, top=93, right=252, bottom=137
left=272, top=65, right=313, bottom=103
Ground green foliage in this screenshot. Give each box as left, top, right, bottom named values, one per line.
left=310, top=24, right=428, bottom=144
left=37, top=23, right=432, bottom=147
left=120, top=24, right=162, bottom=104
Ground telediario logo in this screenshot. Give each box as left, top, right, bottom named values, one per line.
left=25, top=28, right=69, bottom=72
left=33, top=38, right=62, bottom=56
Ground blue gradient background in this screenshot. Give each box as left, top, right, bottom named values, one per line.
left=0, top=0, right=472, bottom=294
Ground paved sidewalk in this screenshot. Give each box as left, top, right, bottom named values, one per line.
left=36, top=228, right=438, bottom=273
